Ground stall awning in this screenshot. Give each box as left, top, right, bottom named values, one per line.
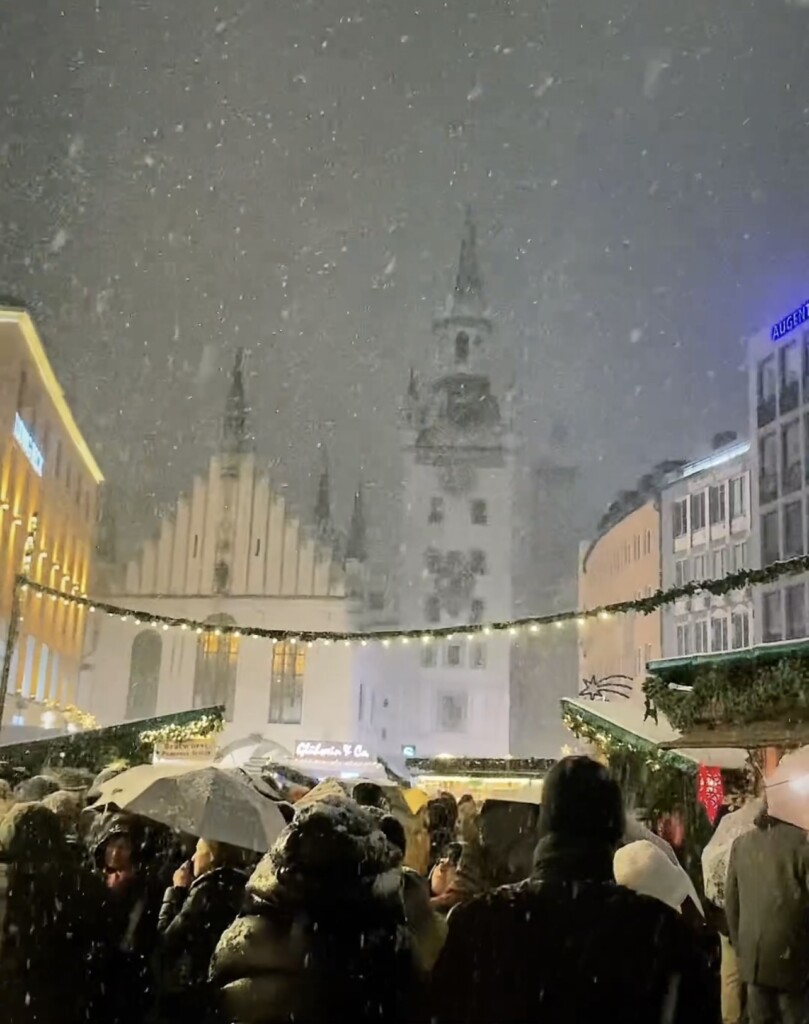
left=561, top=696, right=747, bottom=770
left=660, top=720, right=809, bottom=751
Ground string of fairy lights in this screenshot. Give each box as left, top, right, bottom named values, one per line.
left=14, top=549, right=809, bottom=648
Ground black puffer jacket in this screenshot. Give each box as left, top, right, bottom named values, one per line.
left=210, top=796, right=421, bottom=1024
left=156, top=866, right=248, bottom=1023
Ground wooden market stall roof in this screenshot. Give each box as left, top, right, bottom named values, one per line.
left=660, top=720, right=809, bottom=751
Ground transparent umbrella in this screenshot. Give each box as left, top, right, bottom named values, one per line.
left=766, top=746, right=809, bottom=831
left=701, top=798, right=762, bottom=908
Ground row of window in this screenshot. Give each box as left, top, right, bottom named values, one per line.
left=608, top=529, right=654, bottom=573
left=761, top=498, right=807, bottom=567
left=425, top=547, right=487, bottom=575
left=420, top=640, right=487, bottom=670
left=762, top=585, right=809, bottom=643
left=424, top=596, right=485, bottom=625
left=757, top=337, right=807, bottom=427
left=675, top=610, right=751, bottom=656
left=428, top=496, right=488, bottom=525
left=672, top=476, right=748, bottom=541
left=758, top=415, right=808, bottom=506
left=17, top=401, right=94, bottom=525
left=674, top=541, right=749, bottom=587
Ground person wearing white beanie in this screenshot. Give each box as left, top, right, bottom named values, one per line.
left=615, top=839, right=704, bottom=916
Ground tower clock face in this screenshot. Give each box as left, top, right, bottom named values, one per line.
left=438, top=461, right=476, bottom=495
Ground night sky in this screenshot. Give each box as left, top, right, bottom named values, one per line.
left=2, top=0, right=809, bottom=556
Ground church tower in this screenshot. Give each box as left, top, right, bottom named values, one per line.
left=396, top=208, right=515, bottom=758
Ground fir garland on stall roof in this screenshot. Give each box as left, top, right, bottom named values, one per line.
left=562, top=702, right=696, bottom=774
left=643, top=639, right=809, bottom=734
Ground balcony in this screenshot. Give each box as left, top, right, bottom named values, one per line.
left=783, top=461, right=802, bottom=496
left=758, top=396, right=777, bottom=428
left=780, top=380, right=800, bottom=417
left=759, top=472, right=779, bottom=506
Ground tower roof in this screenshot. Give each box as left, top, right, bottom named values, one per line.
left=453, top=205, right=484, bottom=310
left=346, top=483, right=367, bottom=562
left=314, top=449, right=332, bottom=538
left=222, top=348, right=252, bottom=454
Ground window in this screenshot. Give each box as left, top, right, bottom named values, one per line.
left=471, top=499, right=487, bottom=525
left=254, top=537, right=261, bottom=557
left=470, top=641, right=487, bottom=669
left=192, top=534, right=199, bottom=558
left=421, top=644, right=438, bottom=668
left=455, top=331, right=470, bottom=364
left=429, top=497, right=445, bottom=524
left=709, top=485, right=726, bottom=525
left=694, top=619, right=708, bottom=654
left=437, top=692, right=468, bottom=733
left=732, top=611, right=750, bottom=650
left=424, top=596, right=440, bottom=624
left=733, top=541, right=748, bottom=572
left=712, top=548, right=727, bottom=580
left=470, top=549, right=486, bottom=575
left=55, top=440, right=62, bottom=479
left=425, top=547, right=441, bottom=574
left=780, top=341, right=801, bottom=413
left=710, top=615, right=729, bottom=653
left=634, top=648, right=642, bottom=676
left=368, top=591, right=385, bottom=611
left=35, top=644, right=49, bottom=702
left=644, top=643, right=652, bottom=666
left=127, top=630, right=162, bottom=720
left=690, top=492, right=706, bottom=532
left=786, top=585, right=807, bottom=640
left=269, top=641, right=306, bottom=723
left=692, top=554, right=707, bottom=581
left=675, top=559, right=690, bottom=588
left=761, top=510, right=780, bottom=567
left=757, top=355, right=777, bottom=425
left=633, top=535, right=641, bottom=561
left=762, top=591, right=783, bottom=643
left=783, top=419, right=802, bottom=494
left=470, top=598, right=485, bottom=623
left=644, top=529, right=652, bottom=555
left=784, top=500, right=804, bottom=559
left=759, top=433, right=778, bottom=504
left=673, top=499, right=688, bottom=539
left=729, top=476, right=747, bottom=519
left=193, top=614, right=239, bottom=721
left=445, top=643, right=463, bottom=667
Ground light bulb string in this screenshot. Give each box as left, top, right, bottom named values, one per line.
left=13, top=551, right=809, bottom=644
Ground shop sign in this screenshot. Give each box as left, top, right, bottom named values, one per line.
left=13, top=413, right=44, bottom=476
left=771, top=301, right=809, bottom=342
left=153, top=735, right=216, bottom=763
left=401, top=744, right=417, bottom=757
left=294, top=740, right=371, bottom=762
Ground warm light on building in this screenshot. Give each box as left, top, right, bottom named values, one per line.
left=0, top=305, right=103, bottom=714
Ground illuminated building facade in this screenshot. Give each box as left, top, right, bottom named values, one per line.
left=0, top=306, right=103, bottom=722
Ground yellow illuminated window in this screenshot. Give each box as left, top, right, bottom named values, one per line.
left=269, top=641, right=305, bottom=724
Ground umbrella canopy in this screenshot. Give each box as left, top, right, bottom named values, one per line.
left=216, top=737, right=292, bottom=769
left=766, top=746, right=809, bottom=831
left=701, top=798, right=762, bottom=908
left=91, top=761, right=196, bottom=806
left=403, top=787, right=429, bottom=814
left=120, top=765, right=287, bottom=852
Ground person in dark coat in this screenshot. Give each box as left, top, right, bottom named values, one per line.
left=431, top=756, right=718, bottom=1024
left=0, top=803, right=101, bottom=1024
left=726, top=805, right=809, bottom=1023
left=210, top=795, right=421, bottom=1024
left=155, top=838, right=249, bottom=1024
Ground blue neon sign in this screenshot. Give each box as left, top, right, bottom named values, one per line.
left=771, top=301, right=809, bottom=342
left=13, top=413, right=44, bottom=476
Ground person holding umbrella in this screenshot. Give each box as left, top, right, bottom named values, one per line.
left=155, top=837, right=251, bottom=1024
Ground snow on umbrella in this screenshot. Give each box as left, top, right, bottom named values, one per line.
left=120, top=765, right=287, bottom=852
left=701, top=798, right=762, bottom=908
left=766, top=745, right=809, bottom=832
left=91, top=761, right=197, bottom=807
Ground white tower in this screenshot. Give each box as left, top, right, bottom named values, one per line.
left=396, top=208, right=515, bottom=757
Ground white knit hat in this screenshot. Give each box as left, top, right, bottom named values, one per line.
left=614, top=840, right=694, bottom=913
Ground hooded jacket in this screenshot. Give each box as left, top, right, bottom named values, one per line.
left=210, top=796, right=421, bottom=1024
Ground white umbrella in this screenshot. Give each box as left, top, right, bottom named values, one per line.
left=92, top=761, right=196, bottom=806
left=120, top=765, right=287, bottom=853
left=701, top=798, right=762, bottom=908
left=216, top=737, right=292, bottom=769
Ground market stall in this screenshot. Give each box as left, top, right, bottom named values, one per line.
left=405, top=755, right=553, bottom=802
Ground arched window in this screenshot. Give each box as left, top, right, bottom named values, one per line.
left=455, top=331, right=470, bottom=365
left=126, top=630, right=162, bottom=720
left=193, top=614, right=238, bottom=721
left=268, top=641, right=306, bottom=724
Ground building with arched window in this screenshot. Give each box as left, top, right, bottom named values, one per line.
left=78, top=353, right=364, bottom=748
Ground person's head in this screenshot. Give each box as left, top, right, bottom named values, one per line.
left=0, top=802, right=66, bottom=866
left=538, top=756, right=625, bottom=851
left=614, top=840, right=694, bottom=914
left=192, top=837, right=249, bottom=877
left=352, top=782, right=391, bottom=812
left=104, top=834, right=134, bottom=872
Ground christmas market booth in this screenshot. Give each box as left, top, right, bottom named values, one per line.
left=644, top=639, right=809, bottom=780
left=562, top=694, right=748, bottom=886
left=0, top=705, right=224, bottom=778
left=404, top=755, right=554, bottom=802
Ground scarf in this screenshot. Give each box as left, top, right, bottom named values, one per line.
left=531, top=833, right=616, bottom=885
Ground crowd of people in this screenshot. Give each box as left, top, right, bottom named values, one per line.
left=0, top=754, right=803, bottom=1023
